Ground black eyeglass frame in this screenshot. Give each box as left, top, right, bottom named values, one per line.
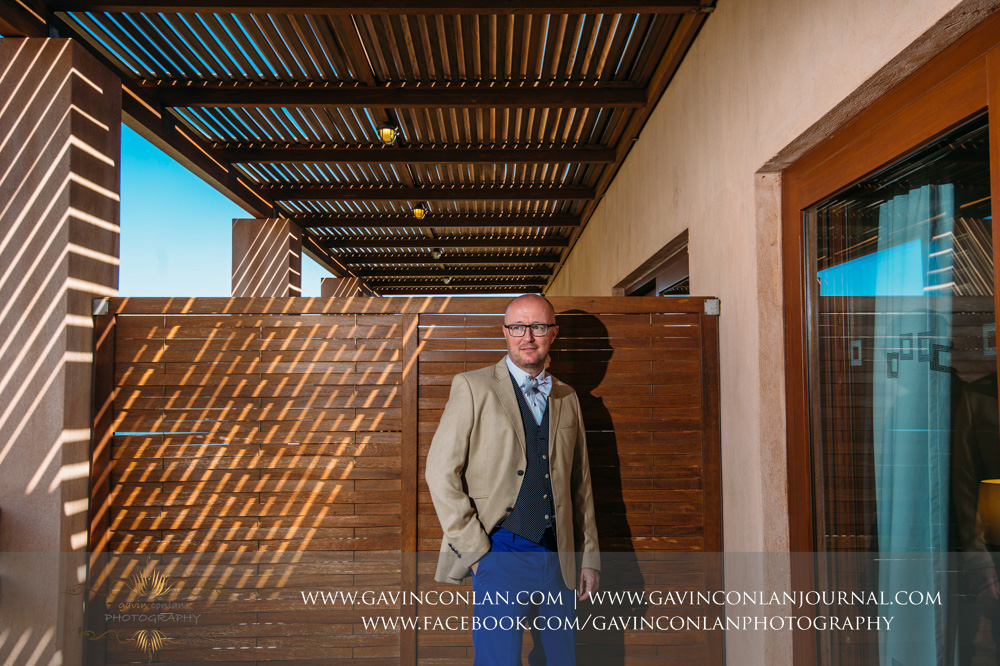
left=503, top=323, right=557, bottom=337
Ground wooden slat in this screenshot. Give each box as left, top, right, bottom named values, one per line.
left=115, top=347, right=401, bottom=364
left=150, top=82, right=646, bottom=109
left=698, top=308, right=724, bottom=664
left=111, top=438, right=399, bottom=459
left=375, top=286, right=543, bottom=295
left=294, top=214, right=580, bottom=228
left=106, top=296, right=709, bottom=314
left=115, top=389, right=399, bottom=409
left=324, top=236, right=568, bottom=249
left=53, top=0, right=704, bottom=13
left=114, top=408, right=401, bottom=430
left=263, top=183, right=596, bottom=200
left=400, top=313, right=418, bottom=664
left=417, top=323, right=698, bottom=340
left=115, top=322, right=401, bottom=339
left=90, top=314, right=116, bottom=551
left=337, top=251, right=562, bottom=264
left=216, top=145, right=616, bottom=164
left=87, top=312, right=115, bottom=665
left=356, top=266, right=552, bottom=277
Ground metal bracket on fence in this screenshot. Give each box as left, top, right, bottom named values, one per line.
left=92, top=298, right=109, bottom=316
left=703, top=299, right=720, bottom=316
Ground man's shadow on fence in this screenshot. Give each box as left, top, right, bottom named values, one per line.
left=535, top=310, right=648, bottom=666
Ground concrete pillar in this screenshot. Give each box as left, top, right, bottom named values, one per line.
left=321, top=277, right=364, bottom=297
left=232, top=218, right=302, bottom=296
left=0, top=38, right=120, bottom=665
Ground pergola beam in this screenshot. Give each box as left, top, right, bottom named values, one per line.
left=217, top=145, right=616, bottom=164
left=377, top=287, right=546, bottom=295
left=292, top=214, right=580, bottom=229
left=122, top=88, right=272, bottom=219
left=266, top=185, right=595, bottom=201
left=0, top=0, right=47, bottom=36
left=355, top=266, right=552, bottom=277
left=334, top=252, right=562, bottom=264
left=301, top=234, right=376, bottom=295
left=321, top=236, right=570, bottom=249
left=370, top=279, right=546, bottom=289
left=51, top=1, right=703, bottom=15
left=147, top=84, right=646, bottom=109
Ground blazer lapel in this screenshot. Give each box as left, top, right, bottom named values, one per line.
left=547, top=376, right=564, bottom=450
left=492, top=358, right=526, bottom=451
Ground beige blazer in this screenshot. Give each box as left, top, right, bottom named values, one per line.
left=425, top=358, right=600, bottom=590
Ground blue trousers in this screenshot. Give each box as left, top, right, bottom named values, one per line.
left=472, top=528, right=576, bottom=666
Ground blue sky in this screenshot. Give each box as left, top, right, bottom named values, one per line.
left=119, top=125, right=333, bottom=297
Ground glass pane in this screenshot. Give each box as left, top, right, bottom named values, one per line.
left=805, top=113, right=996, bottom=665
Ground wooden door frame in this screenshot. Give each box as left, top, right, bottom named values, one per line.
left=781, top=10, right=1000, bottom=665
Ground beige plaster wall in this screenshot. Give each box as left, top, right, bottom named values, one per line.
left=546, top=1, right=998, bottom=663
left=0, top=38, right=120, bottom=665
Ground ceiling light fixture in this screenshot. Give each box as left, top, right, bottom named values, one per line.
left=430, top=248, right=443, bottom=260
left=442, top=276, right=453, bottom=285
left=376, top=121, right=399, bottom=146
left=412, top=203, right=427, bottom=220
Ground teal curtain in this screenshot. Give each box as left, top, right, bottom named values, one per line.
left=873, top=184, right=955, bottom=666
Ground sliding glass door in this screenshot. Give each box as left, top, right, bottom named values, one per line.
left=783, top=17, right=1000, bottom=666
left=805, top=114, right=995, bottom=665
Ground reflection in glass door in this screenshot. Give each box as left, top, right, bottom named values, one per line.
left=805, top=113, right=996, bottom=666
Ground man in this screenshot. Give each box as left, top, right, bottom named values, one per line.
left=425, top=294, right=600, bottom=665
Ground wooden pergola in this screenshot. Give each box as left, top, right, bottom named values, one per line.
left=1, top=0, right=713, bottom=294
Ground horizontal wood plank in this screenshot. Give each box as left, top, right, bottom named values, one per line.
left=106, top=297, right=712, bottom=316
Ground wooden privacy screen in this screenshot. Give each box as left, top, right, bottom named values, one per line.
left=88, top=296, right=721, bottom=666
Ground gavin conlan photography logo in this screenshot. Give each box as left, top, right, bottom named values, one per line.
left=67, top=559, right=219, bottom=663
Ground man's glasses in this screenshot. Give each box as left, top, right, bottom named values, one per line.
left=504, top=324, right=556, bottom=337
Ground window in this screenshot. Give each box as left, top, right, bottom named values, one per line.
left=614, top=229, right=689, bottom=296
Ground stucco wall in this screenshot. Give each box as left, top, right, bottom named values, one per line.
left=546, top=0, right=997, bottom=663
left=0, top=38, right=120, bottom=665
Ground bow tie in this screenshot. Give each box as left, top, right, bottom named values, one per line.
left=525, top=375, right=550, bottom=392
left=522, top=374, right=550, bottom=425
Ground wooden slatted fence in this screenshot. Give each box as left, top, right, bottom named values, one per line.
left=87, top=297, right=721, bottom=666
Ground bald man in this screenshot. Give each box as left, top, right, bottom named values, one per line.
left=425, top=294, right=600, bottom=665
